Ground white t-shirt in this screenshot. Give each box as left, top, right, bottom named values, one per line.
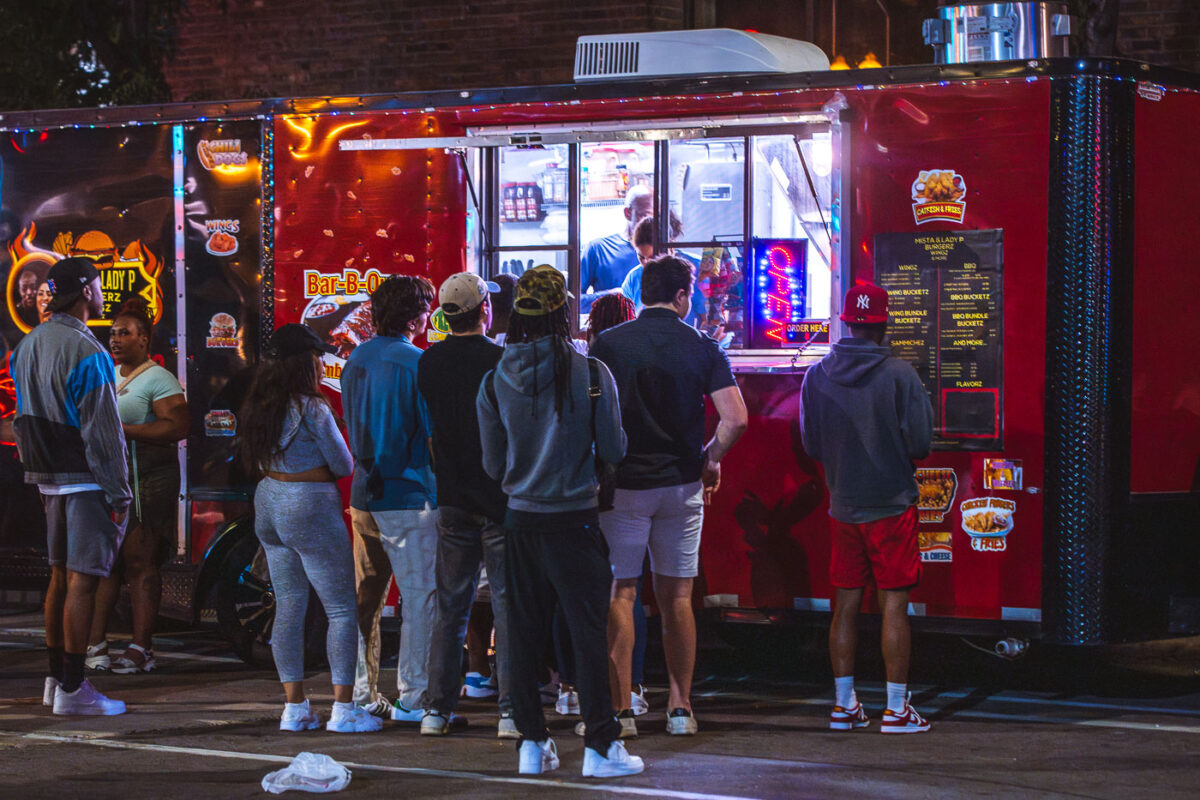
left=114, top=363, right=185, bottom=426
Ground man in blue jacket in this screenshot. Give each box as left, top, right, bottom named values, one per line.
left=342, top=275, right=438, bottom=722
left=799, top=283, right=934, bottom=735
left=10, top=257, right=131, bottom=716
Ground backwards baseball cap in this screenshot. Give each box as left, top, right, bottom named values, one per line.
left=438, top=272, right=501, bottom=316
left=267, top=323, right=336, bottom=359
left=839, top=283, right=889, bottom=324
left=514, top=265, right=569, bottom=316
left=45, top=257, right=101, bottom=312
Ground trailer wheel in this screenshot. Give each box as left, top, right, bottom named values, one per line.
left=213, top=530, right=328, bottom=669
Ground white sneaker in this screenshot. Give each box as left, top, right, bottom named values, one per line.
left=555, top=687, right=580, bottom=716
left=327, top=703, right=384, bottom=733
left=517, top=738, right=559, bottom=775
left=420, top=710, right=467, bottom=735
left=497, top=712, right=519, bottom=739
left=582, top=740, right=644, bottom=778
left=279, top=698, right=321, bottom=731
left=390, top=701, right=424, bottom=722
left=361, top=695, right=392, bottom=718
left=666, top=707, right=698, bottom=735
left=630, top=685, right=649, bottom=716
left=461, top=671, right=498, bottom=698
left=43, top=677, right=61, bottom=707
left=52, top=680, right=126, bottom=716
left=84, top=642, right=110, bottom=672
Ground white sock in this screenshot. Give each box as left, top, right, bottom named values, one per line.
left=886, top=682, right=908, bottom=712
left=834, top=676, right=856, bottom=709
left=286, top=699, right=309, bottom=709
left=333, top=701, right=355, bottom=712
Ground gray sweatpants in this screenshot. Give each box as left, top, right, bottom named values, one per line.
left=254, top=478, right=357, bottom=685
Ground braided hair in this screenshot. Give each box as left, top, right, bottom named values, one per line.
left=586, top=293, right=635, bottom=345
left=505, top=304, right=574, bottom=420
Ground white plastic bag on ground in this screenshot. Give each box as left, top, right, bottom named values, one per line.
left=262, top=752, right=352, bottom=794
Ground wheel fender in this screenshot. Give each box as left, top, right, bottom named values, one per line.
left=195, top=513, right=256, bottom=610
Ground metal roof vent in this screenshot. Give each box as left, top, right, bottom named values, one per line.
left=573, top=28, right=831, bottom=83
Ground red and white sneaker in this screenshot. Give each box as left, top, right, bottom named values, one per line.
left=880, top=703, right=930, bottom=734
left=829, top=702, right=870, bottom=731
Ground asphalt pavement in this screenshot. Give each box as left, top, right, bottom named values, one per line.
left=1, top=610, right=1199, bottom=799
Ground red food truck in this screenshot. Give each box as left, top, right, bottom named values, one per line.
left=2, top=31, right=1198, bottom=661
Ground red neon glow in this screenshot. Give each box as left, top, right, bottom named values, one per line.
left=764, top=245, right=794, bottom=342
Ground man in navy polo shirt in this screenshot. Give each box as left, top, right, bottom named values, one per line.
left=591, top=255, right=748, bottom=737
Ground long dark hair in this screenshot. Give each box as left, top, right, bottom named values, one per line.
left=239, top=349, right=327, bottom=477
left=505, top=304, right=574, bottom=420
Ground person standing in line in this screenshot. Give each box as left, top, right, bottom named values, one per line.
left=8, top=257, right=130, bottom=715
left=477, top=265, right=643, bottom=778
left=592, top=255, right=748, bottom=737
left=554, top=292, right=646, bottom=723
left=417, top=272, right=516, bottom=738
left=488, top=272, right=516, bottom=346
left=341, top=275, right=439, bottom=722
left=578, top=186, right=653, bottom=313
left=240, top=324, right=378, bottom=733
left=799, top=283, right=934, bottom=734
left=87, top=299, right=189, bottom=674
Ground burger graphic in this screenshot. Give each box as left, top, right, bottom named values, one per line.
left=206, top=312, right=239, bottom=349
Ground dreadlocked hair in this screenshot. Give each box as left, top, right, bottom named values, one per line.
left=238, top=349, right=329, bottom=479
left=505, top=304, right=575, bottom=420
left=587, top=293, right=635, bottom=343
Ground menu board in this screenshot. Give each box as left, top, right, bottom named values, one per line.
left=874, top=230, right=1003, bottom=450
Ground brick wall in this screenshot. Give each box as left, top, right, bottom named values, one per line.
left=163, top=0, right=1199, bottom=103
left=164, top=0, right=685, bottom=102
left=1118, top=0, right=1200, bottom=71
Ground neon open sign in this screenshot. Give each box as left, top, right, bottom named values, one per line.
left=750, top=238, right=807, bottom=348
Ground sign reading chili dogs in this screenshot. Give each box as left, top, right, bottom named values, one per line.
left=874, top=230, right=1003, bottom=450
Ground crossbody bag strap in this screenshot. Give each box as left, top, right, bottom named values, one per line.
left=586, top=357, right=601, bottom=447
left=116, top=359, right=156, bottom=395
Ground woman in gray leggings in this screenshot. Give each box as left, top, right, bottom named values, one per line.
left=240, top=324, right=380, bottom=734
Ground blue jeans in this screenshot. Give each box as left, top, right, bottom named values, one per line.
left=421, top=506, right=511, bottom=713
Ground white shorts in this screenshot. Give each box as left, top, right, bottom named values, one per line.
left=601, top=481, right=704, bottom=580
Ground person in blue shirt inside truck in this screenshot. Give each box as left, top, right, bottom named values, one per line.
left=578, top=185, right=653, bottom=313
left=341, top=275, right=440, bottom=724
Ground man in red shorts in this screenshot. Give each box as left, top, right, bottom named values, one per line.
left=799, top=283, right=934, bottom=734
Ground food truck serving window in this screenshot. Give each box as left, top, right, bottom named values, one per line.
left=476, top=118, right=835, bottom=350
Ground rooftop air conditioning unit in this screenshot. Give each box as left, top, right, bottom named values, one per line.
left=574, top=28, right=831, bottom=83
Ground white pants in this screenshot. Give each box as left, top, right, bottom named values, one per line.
left=351, top=504, right=438, bottom=709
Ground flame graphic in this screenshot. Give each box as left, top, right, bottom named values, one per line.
left=5, top=223, right=165, bottom=332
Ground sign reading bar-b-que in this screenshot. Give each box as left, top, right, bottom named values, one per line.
left=874, top=230, right=1003, bottom=450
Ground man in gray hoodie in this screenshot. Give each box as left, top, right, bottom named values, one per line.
left=477, top=265, right=644, bottom=779
left=799, top=282, right=934, bottom=735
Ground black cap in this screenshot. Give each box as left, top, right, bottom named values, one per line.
left=46, top=257, right=101, bottom=312
left=267, top=323, right=337, bottom=359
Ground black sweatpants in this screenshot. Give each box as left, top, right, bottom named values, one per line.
left=505, top=516, right=621, bottom=755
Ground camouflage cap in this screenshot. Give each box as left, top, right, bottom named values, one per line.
left=514, top=264, right=568, bottom=316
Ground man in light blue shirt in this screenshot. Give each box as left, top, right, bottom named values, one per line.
left=341, top=275, right=438, bottom=722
